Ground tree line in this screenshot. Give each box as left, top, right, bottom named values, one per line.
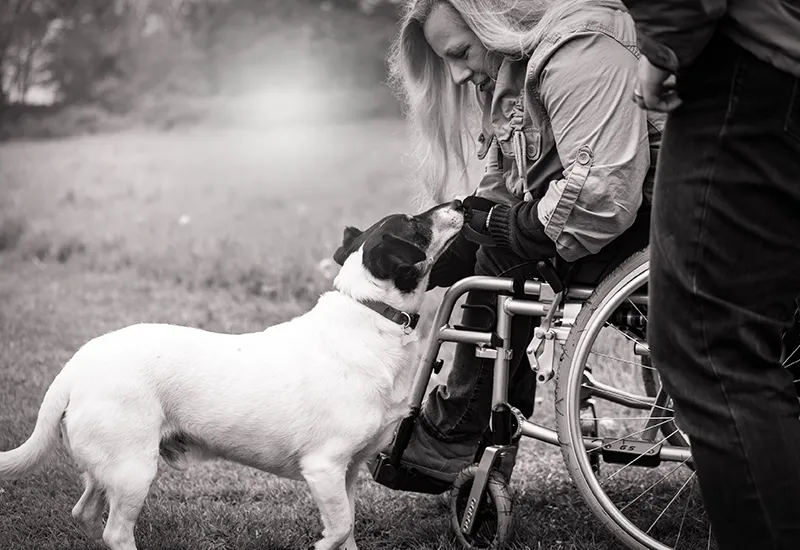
left=0, top=0, right=401, bottom=110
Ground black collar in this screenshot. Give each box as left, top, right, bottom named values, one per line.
left=359, top=300, right=420, bottom=333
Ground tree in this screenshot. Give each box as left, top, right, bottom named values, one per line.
left=0, top=0, right=59, bottom=105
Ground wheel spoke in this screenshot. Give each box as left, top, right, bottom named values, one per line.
left=674, top=472, right=696, bottom=548
left=626, top=296, right=649, bottom=324
left=604, top=321, right=641, bottom=345
left=590, top=350, right=657, bottom=370
left=783, top=356, right=800, bottom=370
left=782, top=342, right=800, bottom=366
left=646, top=471, right=697, bottom=535
left=619, top=455, right=693, bottom=513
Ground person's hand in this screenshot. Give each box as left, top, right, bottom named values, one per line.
left=632, top=56, right=682, bottom=113
left=462, top=195, right=497, bottom=246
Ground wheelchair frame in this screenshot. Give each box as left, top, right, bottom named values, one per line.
left=372, top=267, right=696, bottom=549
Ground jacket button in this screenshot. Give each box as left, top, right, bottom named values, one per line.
left=576, top=147, right=592, bottom=166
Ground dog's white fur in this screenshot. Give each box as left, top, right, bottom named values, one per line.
left=0, top=204, right=463, bottom=550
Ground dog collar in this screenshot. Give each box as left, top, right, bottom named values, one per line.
left=359, top=300, right=420, bottom=334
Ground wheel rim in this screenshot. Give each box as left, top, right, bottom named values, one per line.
left=564, top=262, right=714, bottom=550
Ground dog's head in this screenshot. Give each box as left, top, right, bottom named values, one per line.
left=332, top=200, right=465, bottom=309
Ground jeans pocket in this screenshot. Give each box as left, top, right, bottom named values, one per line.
left=785, top=79, right=800, bottom=144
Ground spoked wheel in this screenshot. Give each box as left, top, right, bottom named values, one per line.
left=449, top=465, right=514, bottom=549
left=555, top=249, right=715, bottom=550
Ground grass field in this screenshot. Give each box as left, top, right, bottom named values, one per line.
left=0, top=120, right=694, bottom=550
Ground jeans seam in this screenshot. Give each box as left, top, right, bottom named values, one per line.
left=448, top=358, right=489, bottom=437
left=692, top=51, right=780, bottom=548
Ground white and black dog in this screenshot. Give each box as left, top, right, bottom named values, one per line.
left=0, top=200, right=465, bottom=550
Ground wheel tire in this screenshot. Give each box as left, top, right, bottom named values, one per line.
left=556, top=248, right=662, bottom=550
left=450, top=465, right=514, bottom=549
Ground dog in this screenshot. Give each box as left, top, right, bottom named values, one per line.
left=0, top=200, right=465, bottom=550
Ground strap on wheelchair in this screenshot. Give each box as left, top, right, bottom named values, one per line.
left=511, top=276, right=527, bottom=296
left=536, top=258, right=564, bottom=294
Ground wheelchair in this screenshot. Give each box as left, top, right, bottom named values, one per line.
left=370, top=245, right=799, bottom=550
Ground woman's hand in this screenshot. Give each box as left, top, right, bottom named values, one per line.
left=632, top=56, right=682, bottom=113
left=462, top=195, right=497, bottom=246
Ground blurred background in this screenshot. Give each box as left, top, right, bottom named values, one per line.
left=0, top=0, right=404, bottom=138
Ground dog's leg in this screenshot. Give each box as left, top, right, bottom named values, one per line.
left=339, top=463, right=360, bottom=550
left=100, top=458, right=157, bottom=550
left=301, top=456, right=352, bottom=550
left=72, top=472, right=107, bottom=544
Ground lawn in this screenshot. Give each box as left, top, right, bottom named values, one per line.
left=0, top=120, right=691, bottom=550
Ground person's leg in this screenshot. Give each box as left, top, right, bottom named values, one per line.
left=648, top=30, right=800, bottom=549
left=400, top=243, right=540, bottom=485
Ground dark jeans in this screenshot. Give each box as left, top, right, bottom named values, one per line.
left=648, top=31, right=800, bottom=550
left=421, top=207, right=650, bottom=443
left=420, top=235, right=540, bottom=442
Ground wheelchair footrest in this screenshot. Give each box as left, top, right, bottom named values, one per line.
left=600, top=438, right=662, bottom=468
left=370, top=452, right=451, bottom=495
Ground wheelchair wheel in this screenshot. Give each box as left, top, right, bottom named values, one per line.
left=555, top=248, right=715, bottom=550
left=449, top=465, right=514, bottom=549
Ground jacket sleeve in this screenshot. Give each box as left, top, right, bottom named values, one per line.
left=621, top=0, right=728, bottom=72
left=487, top=32, right=650, bottom=262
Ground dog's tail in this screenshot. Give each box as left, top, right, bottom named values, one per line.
left=0, top=369, right=71, bottom=479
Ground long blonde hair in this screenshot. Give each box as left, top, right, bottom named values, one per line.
left=389, top=0, right=596, bottom=204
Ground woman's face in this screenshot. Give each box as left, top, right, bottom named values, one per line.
left=423, top=2, right=501, bottom=93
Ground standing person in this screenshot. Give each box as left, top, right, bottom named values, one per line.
left=623, top=1, right=800, bottom=548
left=365, top=0, right=663, bottom=493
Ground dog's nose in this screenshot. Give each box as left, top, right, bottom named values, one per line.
left=450, top=199, right=465, bottom=212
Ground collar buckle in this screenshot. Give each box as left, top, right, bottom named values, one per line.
left=400, top=312, right=414, bottom=335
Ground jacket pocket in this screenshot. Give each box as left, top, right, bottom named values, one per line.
left=497, top=127, right=542, bottom=162
left=522, top=127, right=542, bottom=161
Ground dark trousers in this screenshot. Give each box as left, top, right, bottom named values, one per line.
left=420, top=235, right=540, bottom=442
left=648, top=31, right=800, bottom=549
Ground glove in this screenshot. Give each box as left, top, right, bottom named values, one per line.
left=462, top=195, right=497, bottom=246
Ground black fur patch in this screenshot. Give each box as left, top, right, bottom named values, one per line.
left=332, top=209, right=440, bottom=293
left=363, top=233, right=426, bottom=292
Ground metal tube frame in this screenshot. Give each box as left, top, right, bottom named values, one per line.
left=405, top=275, right=690, bottom=465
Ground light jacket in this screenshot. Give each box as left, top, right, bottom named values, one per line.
left=476, top=0, right=664, bottom=262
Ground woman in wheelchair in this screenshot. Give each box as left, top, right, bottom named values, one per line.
left=384, top=0, right=664, bottom=493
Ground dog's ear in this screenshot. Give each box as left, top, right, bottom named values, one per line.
left=379, top=233, right=426, bottom=266
left=368, top=234, right=426, bottom=292
left=333, top=226, right=363, bottom=266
